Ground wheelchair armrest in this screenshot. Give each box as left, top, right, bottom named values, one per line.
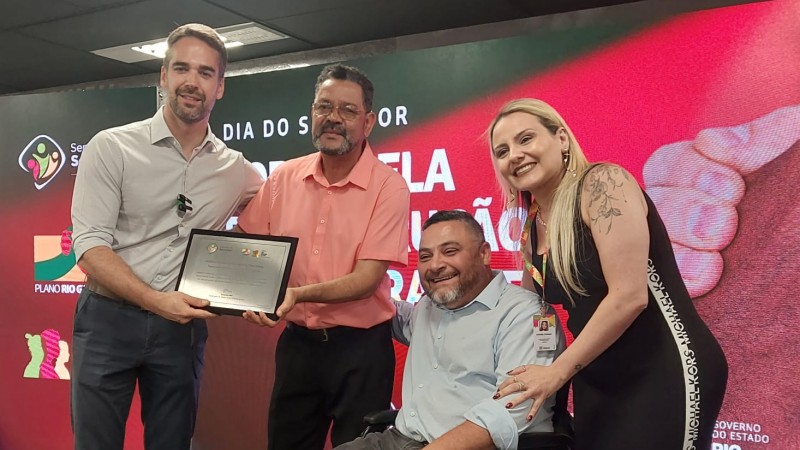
left=518, top=430, right=574, bottom=450
left=363, top=409, right=399, bottom=426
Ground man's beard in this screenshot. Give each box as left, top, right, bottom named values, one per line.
left=170, top=87, right=207, bottom=124
left=313, top=122, right=356, bottom=155
left=429, top=284, right=463, bottom=306
left=426, top=266, right=483, bottom=307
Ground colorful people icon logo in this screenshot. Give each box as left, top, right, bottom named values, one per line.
left=23, top=329, right=70, bottom=380
left=17, top=135, right=66, bottom=190
left=27, top=142, right=61, bottom=181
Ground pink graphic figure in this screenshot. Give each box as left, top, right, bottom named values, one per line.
left=61, top=228, right=73, bottom=256
left=60, top=225, right=86, bottom=274
left=55, top=340, right=71, bottom=380
left=39, top=328, right=61, bottom=379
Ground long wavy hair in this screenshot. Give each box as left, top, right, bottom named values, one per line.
left=487, top=99, right=591, bottom=301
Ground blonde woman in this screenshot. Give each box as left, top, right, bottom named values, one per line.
left=489, top=99, right=727, bottom=450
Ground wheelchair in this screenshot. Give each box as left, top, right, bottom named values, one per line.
left=361, top=382, right=574, bottom=450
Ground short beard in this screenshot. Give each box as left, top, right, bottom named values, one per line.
left=313, top=122, right=356, bottom=156
left=169, top=93, right=205, bottom=124
left=314, top=136, right=354, bottom=156
left=429, top=284, right=462, bottom=306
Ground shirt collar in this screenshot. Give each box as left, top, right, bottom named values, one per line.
left=432, top=270, right=506, bottom=312
left=301, top=142, right=376, bottom=189
left=150, top=106, right=219, bottom=152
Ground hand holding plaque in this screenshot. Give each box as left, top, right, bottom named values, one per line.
left=176, top=229, right=298, bottom=320
left=242, top=287, right=298, bottom=327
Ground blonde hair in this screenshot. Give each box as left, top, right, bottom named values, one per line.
left=487, top=99, right=591, bottom=301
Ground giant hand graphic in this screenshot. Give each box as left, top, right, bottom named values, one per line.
left=644, top=105, right=800, bottom=297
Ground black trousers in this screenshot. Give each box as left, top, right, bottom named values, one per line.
left=268, top=321, right=395, bottom=450
left=71, top=290, right=207, bottom=450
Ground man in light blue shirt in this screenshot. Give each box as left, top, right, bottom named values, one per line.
left=336, top=210, right=565, bottom=450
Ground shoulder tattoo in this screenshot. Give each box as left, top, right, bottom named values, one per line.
left=584, top=165, right=630, bottom=234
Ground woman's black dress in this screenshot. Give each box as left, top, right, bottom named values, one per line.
left=527, top=192, right=728, bottom=450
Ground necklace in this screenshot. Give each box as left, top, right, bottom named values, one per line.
left=536, top=210, right=548, bottom=230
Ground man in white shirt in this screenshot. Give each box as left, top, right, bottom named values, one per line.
left=70, top=23, right=262, bottom=450
left=336, top=210, right=565, bottom=450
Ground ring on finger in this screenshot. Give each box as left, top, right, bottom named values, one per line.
left=517, top=382, right=525, bottom=391
left=513, top=376, right=518, bottom=383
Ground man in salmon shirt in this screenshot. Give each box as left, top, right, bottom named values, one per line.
left=235, top=64, right=410, bottom=450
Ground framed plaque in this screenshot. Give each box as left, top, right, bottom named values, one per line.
left=176, top=229, right=298, bottom=319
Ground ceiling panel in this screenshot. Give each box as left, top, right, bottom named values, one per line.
left=0, top=0, right=81, bottom=31
left=506, top=0, right=639, bottom=15
left=0, top=46, right=150, bottom=91
left=0, top=31, right=73, bottom=69
left=222, top=39, right=315, bottom=63
left=0, top=0, right=754, bottom=95
left=129, top=38, right=314, bottom=73
left=18, top=0, right=251, bottom=51
left=64, top=0, right=145, bottom=8
left=0, top=84, right=18, bottom=95
left=203, top=0, right=369, bottom=21
left=268, top=0, right=527, bottom=46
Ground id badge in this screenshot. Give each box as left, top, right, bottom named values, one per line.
left=533, top=314, right=557, bottom=351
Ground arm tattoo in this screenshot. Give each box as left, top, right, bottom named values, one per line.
left=585, top=165, right=629, bottom=234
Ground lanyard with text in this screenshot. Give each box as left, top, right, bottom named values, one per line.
left=521, top=204, right=547, bottom=293
left=521, top=204, right=557, bottom=350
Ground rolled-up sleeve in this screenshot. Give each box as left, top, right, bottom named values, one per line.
left=71, top=130, right=123, bottom=262
left=465, top=398, right=524, bottom=450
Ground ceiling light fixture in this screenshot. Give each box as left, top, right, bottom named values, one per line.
left=92, top=23, right=287, bottom=64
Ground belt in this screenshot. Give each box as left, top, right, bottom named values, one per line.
left=286, top=321, right=387, bottom=343
left=84, top=278, right=138, bottom=307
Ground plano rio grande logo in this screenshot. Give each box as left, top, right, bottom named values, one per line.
left=18, top=135, right=66, bottom=190
left=34, top=226, right=86, bottom=294
left=23, top=329, right=70, bottom=380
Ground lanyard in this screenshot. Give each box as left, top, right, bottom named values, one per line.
left=521, top=204, right=547, bottom=292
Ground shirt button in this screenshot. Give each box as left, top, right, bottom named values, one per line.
left=320, top=219, right=325, bottom=224
left=433, top=364, right=438, bottom=369
left=409, top=411, right=416, bottom=417
left=167, top=247, right=174, bottom=252
left=314, top=249, right=320, bottom=255
left=418, top=384, right=424, bottom=388
left=437, top=336, right=442, bottom=340
left=327, top=191, right=332, bottom=195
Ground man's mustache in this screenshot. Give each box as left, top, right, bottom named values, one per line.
left=176, top=86, right=205, bottom=101
left=317, top=122, right=347, bottom=136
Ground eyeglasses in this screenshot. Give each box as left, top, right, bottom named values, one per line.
left=312, top=102, right=364, bottom=121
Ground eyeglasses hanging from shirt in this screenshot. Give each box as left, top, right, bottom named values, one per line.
left=177, top=194, right=193, bottom=214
